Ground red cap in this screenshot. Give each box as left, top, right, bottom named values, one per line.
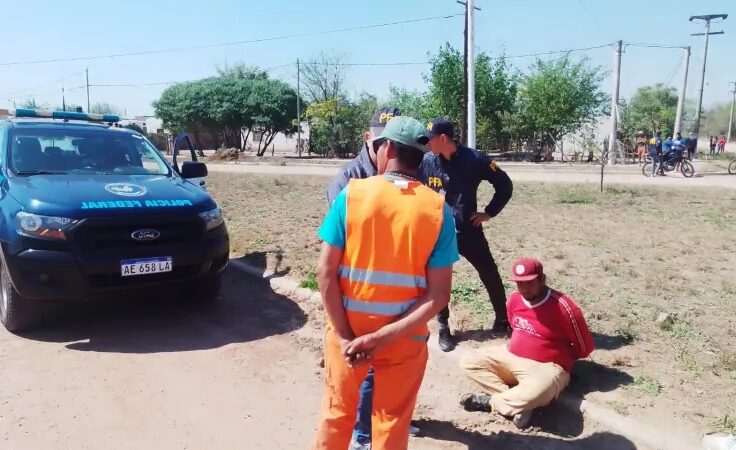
left=509, top=258, right=544, bottom=282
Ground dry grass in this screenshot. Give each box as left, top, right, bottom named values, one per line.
left=207, top=171, right=736, bottom=428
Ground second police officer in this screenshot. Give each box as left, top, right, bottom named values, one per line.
left=420, top=118, right=513, bottom=352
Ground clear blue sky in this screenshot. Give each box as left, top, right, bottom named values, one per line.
left=0, top=0, right=732, bottom=117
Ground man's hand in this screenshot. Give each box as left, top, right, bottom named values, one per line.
left=342, top=333, right=383, bottom=367
left=470, top=212, right=491, bottom=227
left=339, top=337, right=370, bottom=367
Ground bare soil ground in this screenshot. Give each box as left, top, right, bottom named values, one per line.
left=0, top=267, right=640, bottom=449
left=208, top=171, right=736, bottom=437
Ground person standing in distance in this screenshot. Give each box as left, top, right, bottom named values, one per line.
left=420, top=118, right=513, bottom=352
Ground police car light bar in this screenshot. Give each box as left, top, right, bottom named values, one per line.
left=11, top=108, right=120, bottom=123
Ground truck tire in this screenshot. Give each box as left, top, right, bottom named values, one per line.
left=185, top=273, right=223, bottom=303
left=0, top=264, right=40, bottom=332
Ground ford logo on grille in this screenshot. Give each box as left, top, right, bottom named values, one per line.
left=131, top=229, right=160, bottom=242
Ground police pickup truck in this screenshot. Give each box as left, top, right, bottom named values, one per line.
left=0, top=109, right=229, bottom=331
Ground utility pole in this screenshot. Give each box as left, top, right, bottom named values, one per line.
left=728, top=82, right=736, bottom=143
left=297, top=58, right=302, bottom=157
left=61, top=81, right=66, bottom=111
left=673, top=46, right=691, bottom=138
left=607, top=40, right=622, bottom=166
left=86, top=68, right=91, bottom=113
left=466, top=0, right=477, bottom=148
left=457, top=1, right=480, bottom=145
left=690, top=14, right=727, bottom=138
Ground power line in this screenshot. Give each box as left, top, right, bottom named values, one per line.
left=7, top=85, right=85, bottom=101
left=624, top=42, right=686, bottom=49
left=0, top=14, right=463, bottom=67
left=496, top=43, right=613, bottom=59
left=0, top=71, right=83, bottom=97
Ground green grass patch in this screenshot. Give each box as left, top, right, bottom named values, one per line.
left=451, top=281, right=490, bottom=326
left=555, top=190, right=597, bottom=204
left=299, top=271, right=318, bottom=291
left=704, top=209, right=731, bottom=231
left=632, top=376, right=662, bottom=395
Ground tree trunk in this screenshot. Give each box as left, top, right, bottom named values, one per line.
left=256, top=130, right=266, bottom=156
left=241, top=128, right=252, bottom=152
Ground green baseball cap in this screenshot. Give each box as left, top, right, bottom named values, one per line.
left=374, top=116, right=430, bottom=153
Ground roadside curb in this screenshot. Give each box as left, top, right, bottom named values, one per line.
left=229, top=260, right=703, bottom=450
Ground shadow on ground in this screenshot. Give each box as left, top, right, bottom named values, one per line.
left=592, top=332, right=633, bottom=350
left=19, top=264, right=306, bottom=354
left=568, top=360, right=634, bottom=396
left=236, top=250, right=291, bottom=279
left=414, top=420, right=637, bottom=450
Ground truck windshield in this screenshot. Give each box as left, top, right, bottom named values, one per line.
left=8, top=128, right=170, bottom=176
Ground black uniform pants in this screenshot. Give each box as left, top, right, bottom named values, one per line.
left=437, top=226, right=508, bottom=327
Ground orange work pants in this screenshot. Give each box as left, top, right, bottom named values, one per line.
left=312, top=328, right=428, bottom=450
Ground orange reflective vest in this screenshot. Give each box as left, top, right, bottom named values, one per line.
left=339, top=175, right=445, bottom=338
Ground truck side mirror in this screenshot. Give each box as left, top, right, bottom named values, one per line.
left=180, top=161, right=208, bottom=179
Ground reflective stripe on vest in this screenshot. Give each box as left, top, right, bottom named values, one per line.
left=338, top=266, right=427, bottom=289
left=343, top=296, right=416, bottom=316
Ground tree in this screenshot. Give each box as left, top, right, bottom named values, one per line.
left=18, top=98, right=46, bottom=109
left=153, top=73, right=300, bottom=155
left=90, top=102, right=123, bottom=116
left=307, top=94, right=377, bottom=158
left=619, top=84, right=679, bottom=138
left=216, top=62, right=268, bottom=80
left=424, top=43, right=518, bottom=150
left=385, top=86, right=432, bottom=124
left=300, top=52, right=347, bottom=103
left=514, top=57, right=606, bottom=143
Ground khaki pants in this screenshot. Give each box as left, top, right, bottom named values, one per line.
left=459, top=345, right=570, bottom=417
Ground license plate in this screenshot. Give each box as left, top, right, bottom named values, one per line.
left=121, top=257, right=173, bottom=277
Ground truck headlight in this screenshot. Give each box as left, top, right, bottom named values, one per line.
left=198, top=207, right=224, bottom=231
left=16, top=212, right=77, bottom=240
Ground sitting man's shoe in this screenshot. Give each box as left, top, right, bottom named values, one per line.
left=459, top=393, right=493, bottom=413
left=512, top=410, right=532, bottom=429
left=490, top=319, right=511, bottom=336
left=438, top=326, right=456, bottom=352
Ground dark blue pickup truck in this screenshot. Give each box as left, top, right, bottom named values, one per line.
left=0, top=109, right=229, bottom=331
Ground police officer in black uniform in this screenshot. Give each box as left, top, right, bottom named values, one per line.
left=420, top=118, right=513, bottom=352
left=326, top=107, right=400, bottom=204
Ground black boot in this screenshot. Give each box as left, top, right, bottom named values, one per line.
left=438, top=326, right=456, bottom=352
left=460, top=393, right=493, bottom=412
left=490, top=318, right=511, bottom=337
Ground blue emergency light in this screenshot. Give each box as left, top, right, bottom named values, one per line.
left=11, top=108, right=120, bottom=123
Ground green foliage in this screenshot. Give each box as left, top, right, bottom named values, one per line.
left=632, top=376, right=662, bottom=395
left=514, top=57, right=606, bottom=140
left=17, top=98, right=46, bottom=109
left=425, top=43, right=518, bottom=150
left=153, top=72, right=300, bottom=155
left=300, top=271, right=318, bottom=291
left=307, top=93, right=377, bottom=157
left=702, top=102, right=733, bottom=137
left=619, top=84, right=679, bottom=138
left=385, top=86, right=432, bottom=123
left=90, top=102, right=122, bottom=115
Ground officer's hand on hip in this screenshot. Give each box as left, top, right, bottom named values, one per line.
left=470, top=212, right=491, bottom=227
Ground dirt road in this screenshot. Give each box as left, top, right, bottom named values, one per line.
left=205, top=160, right=736, bottom=189
left=0, top=267, right=646, bottom=449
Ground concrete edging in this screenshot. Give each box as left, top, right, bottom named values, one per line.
left=229, top=260, right=703, bottom=450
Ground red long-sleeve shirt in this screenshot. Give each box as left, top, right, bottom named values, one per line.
left=507, top=288, right=594, bottom=372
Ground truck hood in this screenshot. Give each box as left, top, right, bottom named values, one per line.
left=6, top=174, right=216, bottom=218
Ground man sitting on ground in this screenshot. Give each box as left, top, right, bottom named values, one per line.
left=458, top=258, right=595, bottom=428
